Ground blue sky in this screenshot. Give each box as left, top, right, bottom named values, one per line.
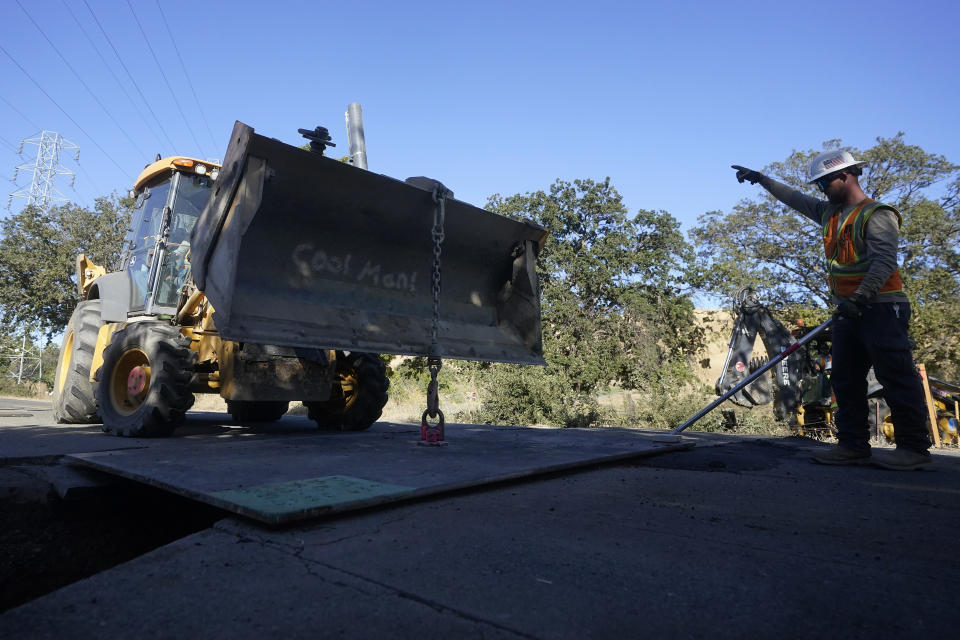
left=1, top=0, right=958, bottom=235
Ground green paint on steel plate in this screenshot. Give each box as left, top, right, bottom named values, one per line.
left=209, top=475, right=414, bottom=517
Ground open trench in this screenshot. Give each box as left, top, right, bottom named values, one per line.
left=0, top=461, right=226, bottom=613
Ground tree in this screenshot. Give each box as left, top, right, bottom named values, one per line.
left=472, top=178, right=702, bottom=427
left=689, top=134, right=960, bottom=377
left=900, top=197, right=960, bottom=377
left=0, top=195, right=131, bottom=337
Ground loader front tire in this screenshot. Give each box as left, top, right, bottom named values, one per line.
left=306, top=352, right=388, bottom=432
left=227, top=400, right=289, bottom=423
left=52, top=300, right=104, bottom=424
left=96, top=322, right=196, bottom=437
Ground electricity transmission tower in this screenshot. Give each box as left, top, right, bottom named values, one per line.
left=2, top=333, right=43, bottom=384
left=7, top=130, right=79, bottom=210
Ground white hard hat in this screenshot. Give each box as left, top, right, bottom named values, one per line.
left=807, top=150, right=867, bottom=183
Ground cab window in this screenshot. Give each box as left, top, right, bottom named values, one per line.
left=154, top=173, right=213, bottom=307
left=128, top=178, right=172, bottom=308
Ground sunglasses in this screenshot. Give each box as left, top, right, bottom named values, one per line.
left=815, top=172, right=845, bottom=193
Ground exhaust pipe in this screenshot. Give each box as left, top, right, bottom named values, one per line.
left=345, top=102, right=367, bottom=170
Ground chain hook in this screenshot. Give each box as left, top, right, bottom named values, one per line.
left=421, top=356, right=445, bottom=443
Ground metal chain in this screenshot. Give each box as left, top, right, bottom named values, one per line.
left=429, top=185, right=446, bottom=352
left=422, top=184, right=449, bottom=444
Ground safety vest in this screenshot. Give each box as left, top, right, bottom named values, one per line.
left=821, top=199, right=903, bottom=298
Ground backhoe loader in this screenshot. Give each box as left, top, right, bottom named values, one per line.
left=716, top=288, right=841, bottom=436
left=52, top=120, right=547, bottom=437
left=718, top=288, right=958, bottom=444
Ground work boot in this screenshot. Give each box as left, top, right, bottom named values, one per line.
left=872, top=448, right=933, bottom=471
left=811, top=445, right=871, bottom=466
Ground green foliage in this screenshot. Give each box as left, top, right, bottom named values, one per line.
left=386, top=356, right=454, bottom=392
left=690, top=134, right=960, bottom=378
left=471, top=178, right=703, bottom=427
left=690, top=134, right=957, bottom=304
left=0, top=195, right=131, bottom=337
left=297, top=142, right=350, bottom=165
left=388, top=356, right=432, bottom=385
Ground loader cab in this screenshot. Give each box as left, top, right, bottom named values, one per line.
left=124, top=157, right=220, bottom=315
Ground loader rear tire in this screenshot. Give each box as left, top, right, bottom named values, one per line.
left=306, top=352, right=388, bottom=432
left=52, top=300, right=104, bottom=424
left=96, top=322, right=196, bottom=437
left=227, top=400, right=289, bottom=423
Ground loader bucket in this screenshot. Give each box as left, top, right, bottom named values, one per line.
left=190, top=121, right=547, bottom=365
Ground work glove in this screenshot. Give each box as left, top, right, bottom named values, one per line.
left=834, top=296, right=864, bottom=320
left=731, top=165, right=764, bottom=185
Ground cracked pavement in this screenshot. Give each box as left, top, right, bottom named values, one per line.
left=2, top=394, right=959, bottom=638
left=3, top=431, right=960, bottom=639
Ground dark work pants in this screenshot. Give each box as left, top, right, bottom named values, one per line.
left=831, top=301, right=930, bottom=453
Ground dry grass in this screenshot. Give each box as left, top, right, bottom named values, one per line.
left=381, top=376, right=483, bottom=424
left=190, top=393, right=229, bottom=412
left=89, top=358, right=796, bottom=436
left=597, top=387, right=793, bottom=436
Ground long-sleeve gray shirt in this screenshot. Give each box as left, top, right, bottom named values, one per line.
left=759, top=176, right=907, bottom=304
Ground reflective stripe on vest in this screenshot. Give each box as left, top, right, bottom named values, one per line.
left=821, top=199, right=903, bottom=297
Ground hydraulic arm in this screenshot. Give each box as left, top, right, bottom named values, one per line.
left=716, top=289, right=806, bottom=419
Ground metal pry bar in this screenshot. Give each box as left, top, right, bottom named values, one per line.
left=656, top=316, right=836, bottom=442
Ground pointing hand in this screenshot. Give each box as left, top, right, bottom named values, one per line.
left=731, top=165, right=764, bottom=185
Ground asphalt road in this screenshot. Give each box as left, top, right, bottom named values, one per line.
left=1, top=397, right=959, bottom=639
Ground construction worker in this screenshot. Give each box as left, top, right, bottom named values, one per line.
left=157, top=226, right=191, bottom=305
left=732, top=151, right=932, bottom=470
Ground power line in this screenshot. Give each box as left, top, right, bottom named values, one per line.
left=82, top=0, right=178, bottom=155
left=70, top=154, right=102, bottom=197
left=156, top=0, right=220, bottom=153
left=80, top=172, right=102, bottom=196
left=0, top=135, right=19, bottom=153
left=0, top=43, right=133, bottom=180
left=4, top=123, right=100, bottom=198
left=9, top=130, right=79, bottom=210
left=0, top=94, right=42, bottom=131
left=60, top=0, right=166, bottom=153
left=125, top=0, right=206, bottom=157
left=16, top=0, right=149, bottom=160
